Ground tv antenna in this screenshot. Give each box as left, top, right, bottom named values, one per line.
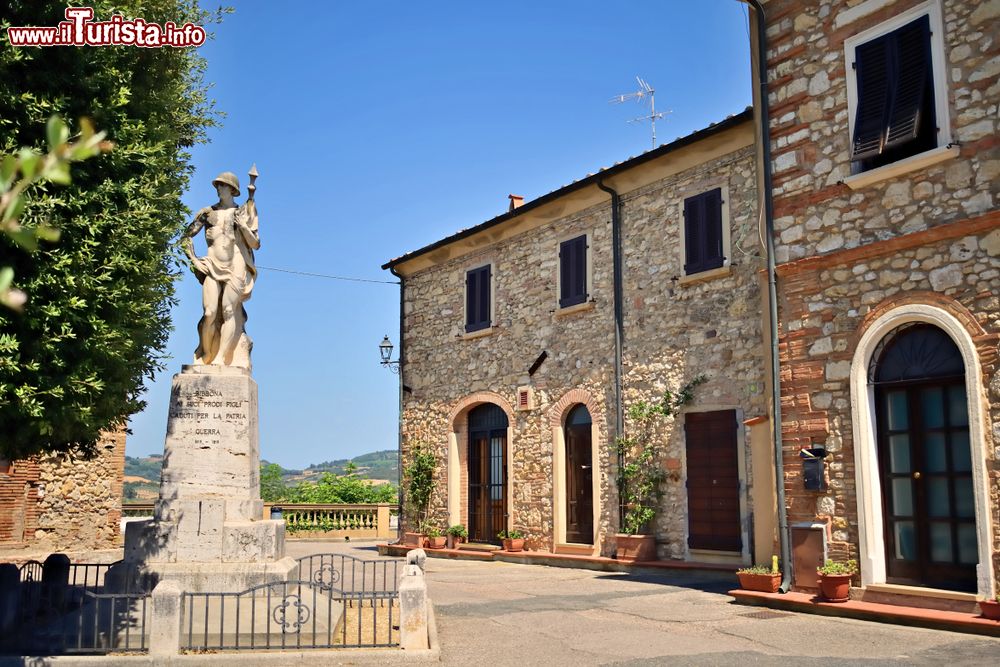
left=610, top=76, right=671, bottom=149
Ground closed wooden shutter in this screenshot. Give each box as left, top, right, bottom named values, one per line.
left=465, top=265, right=491, bottom=332
left=559, top=235, right=588, bottom=308
left=851, top=14, right=932, bottom=161
left=683, top=189, right=724, bottom=275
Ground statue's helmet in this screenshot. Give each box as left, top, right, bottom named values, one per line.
left=211, top=171, right=241, bottom=197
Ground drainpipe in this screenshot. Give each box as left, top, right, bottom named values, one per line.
left=389, top=266, right=405, bottom=544
left=742, top=0, right=791, bottom=593
left=596, top=179, right=625, bottom=526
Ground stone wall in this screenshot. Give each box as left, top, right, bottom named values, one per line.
left=760, top=0, right=1000, bottom=589
left=0, top=429, right=126, bottom=551
left=398, top=133, right=766, bottom=560
left=620, top=146, right=767, bottom=559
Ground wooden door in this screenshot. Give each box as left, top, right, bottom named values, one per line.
left=685, top=410, right=742, bottom=552
left=871, top=323, right=977, bottom=592
left=467, top=404, right=508, bottom=544
left=565, top=405, right=593, bottom=544
left=876, top=382, right=977, bottom=591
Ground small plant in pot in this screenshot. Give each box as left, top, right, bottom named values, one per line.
left=498, top=529, right=525, bottom=552
left=615, top=375, right=706, bottom=562
left=402, top=444, right=435, bottom=547
left=425, top=525, right=447, bottom=549
left=737, top=556, right=782, bottom=593
left=979, top=592, right=1000, bottom=621
left=817, top=559, right=857, bottom=602
left=446, top=524, right=468, bottom=549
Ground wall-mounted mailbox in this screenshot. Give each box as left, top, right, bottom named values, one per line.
left=800, top=447, right=827, bottom=491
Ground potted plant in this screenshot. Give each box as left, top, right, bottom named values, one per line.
left=425, top=526, right=447, bottom=549
left=615, top=375, right=706, bottom=562
left=402, top=445, right=435, bottom=547
left=498, top=529, right=525, bottom=552
left=979, top=593, right=1000, bottom=621
left=817, top=559, right=857, bottom=602
left=736, top=557, right=781, bottom=593
left=446, top=524, right=468, bottom=549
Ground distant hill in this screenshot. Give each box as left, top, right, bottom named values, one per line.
left=123, top=449, right=398, bottom=499
left=304, top=449, right=398, bottom=484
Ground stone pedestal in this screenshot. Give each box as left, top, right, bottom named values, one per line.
left=120, top=365, right=296, bottom=593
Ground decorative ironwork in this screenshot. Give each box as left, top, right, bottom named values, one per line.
left=295, top=553, right=400, bottom=594
left=311, top=563, right=342, bottom=591
left=869, top=323, right=964, bottom=384
left=272, top=593, right=311, bottom=633
left=180, top=572, right=402, bottom=652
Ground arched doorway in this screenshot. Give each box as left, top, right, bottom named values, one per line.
left=468, top=403, right=508, bottom=544
left=870, top=323, right=977, bottom=592
left=564, top=405, right=594, bottom=544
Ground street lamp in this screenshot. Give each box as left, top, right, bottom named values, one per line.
left=379, top=335, right=399, bottom=373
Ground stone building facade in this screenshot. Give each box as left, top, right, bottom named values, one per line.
left=758, top=0, right=999, bottom=602
left=385, top=110, right=774, bottom=563
left=0, top=429, right=126, bottom=551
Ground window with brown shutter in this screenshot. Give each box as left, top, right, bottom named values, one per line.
left=465, top=264, right=491, bottom=332
left=559, top=235, right=588, bottom=308
left=683, top=188, right=724, bottom=276
left=851, top=14, right=937, bottom=170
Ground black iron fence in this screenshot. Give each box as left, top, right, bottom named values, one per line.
left=2, top=558, right=150, bottom=655
left=180, top=580, right=397, bottom=651
left=179, top=554, right=402, bottom=652
left=296, top=552, right=401, bottom=594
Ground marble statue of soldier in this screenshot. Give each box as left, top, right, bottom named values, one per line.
left=183, top=170, right=260, bottom=367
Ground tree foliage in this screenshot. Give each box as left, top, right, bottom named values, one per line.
left=0, top=1, right=223, bottom=459
left=403, top=445, right=435, bottom=528
left=260, top=462, right=398, bottom=505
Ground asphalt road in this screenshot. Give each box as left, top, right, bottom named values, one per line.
left=289, top=540, right=1000, bottom=666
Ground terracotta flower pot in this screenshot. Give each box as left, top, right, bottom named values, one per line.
left=979, top=600, right=1000, bottom=620
left=737, top=572, right=782, bottom=593
left=403, top=532, right=425, bottom=547
left=502, top=538, right=525, bottom=552
left=818, top=572, right=853, bottom=602
left=615, top=534, right=656, bottom=562
left=427, top=536, right=447, bottom=549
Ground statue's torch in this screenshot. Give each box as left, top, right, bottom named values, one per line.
left=247, top=163, right=258, bottom=201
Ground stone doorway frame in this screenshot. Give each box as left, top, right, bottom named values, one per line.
left=446, top=392, right=515, bottom=537
left=550, top=390, right=605, bottom=556
left=850, top=302, right=995, bottom=599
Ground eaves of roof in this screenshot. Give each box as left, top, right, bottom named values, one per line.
left=382, top=106, right=753, bottom=271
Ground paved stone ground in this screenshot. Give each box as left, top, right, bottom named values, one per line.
left=289, top=540, right=1000, bottom=666
left=5, top=539, right=998, bottom=665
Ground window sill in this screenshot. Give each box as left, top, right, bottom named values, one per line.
left=554, top=300, right=596, bottom=317
left=460, top=325, right=496, bottom=341
left=677, top=265, right=731, bottom=286
left=843, top=145, right=960, bottom=190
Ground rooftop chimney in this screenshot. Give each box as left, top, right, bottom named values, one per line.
left=508, top=194, right=524, bottom=212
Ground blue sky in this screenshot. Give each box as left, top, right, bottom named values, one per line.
left=126, top=0, right=753, bottom=469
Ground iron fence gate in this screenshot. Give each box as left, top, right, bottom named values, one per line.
left=2, top=560, right=150, bottom=655
left=179, top=554, right=403, bottom=652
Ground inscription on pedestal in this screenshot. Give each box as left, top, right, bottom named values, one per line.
left=168, top=389, right=249, bottom=446
left=160, top=368, right=261, bottom=515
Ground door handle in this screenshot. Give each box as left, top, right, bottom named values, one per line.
left=913, top=471, right=922, bottom=480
